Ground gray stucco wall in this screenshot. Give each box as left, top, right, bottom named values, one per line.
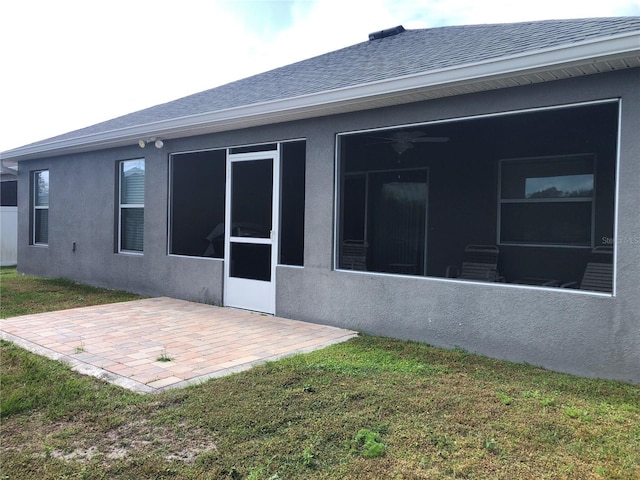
left=17, top=68, right=640, bottom=383
left=17, top=145, right=226, bottom=304
left=280, top=68, right=640, bottom=384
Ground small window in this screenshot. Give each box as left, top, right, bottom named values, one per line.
left=119, top=159, right=145, bottom=253
left=1, top=180, right=17, bottom=206
left=32, top=170, right=49, bottom=245
left=499, top=155, right=595, bottom=246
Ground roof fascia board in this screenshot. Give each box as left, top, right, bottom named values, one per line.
left=4, top=31, right=639, bottom=162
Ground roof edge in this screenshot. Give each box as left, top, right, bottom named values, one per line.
left=3, top=30, right=639, bottom=162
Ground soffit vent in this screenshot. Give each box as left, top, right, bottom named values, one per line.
left=369, top=25, right=405, bottom=41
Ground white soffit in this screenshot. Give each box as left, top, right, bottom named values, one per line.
left=3, top=31, right=639, bottom=162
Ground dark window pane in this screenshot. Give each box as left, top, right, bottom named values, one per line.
left=525, top=174, right=593, bottom=199
left=339, top=164, right=428, bottom=275
left=343, top=175, right=366, bottom=242
left=500, top=155, right=595, bottom=247
left=170, top=150, right=226, bottom=257
left=120, top=160, right=145, bottom=204
left=121, top=208, right=144, bottom=251
left=34, top=209, right=48, bottom=244
left=231, top=160, right=272, bottom=238
left=1, top=180, right=17, bottom=206
left=229, top=143, right=277, bottom=154
left=368, top=171, right=428, bottom=275
left=35, top=170, right=49, bottom=206
left=501, top=155, right=593, bottom=199
left=280, top=141, right=305, bottom=266
left=230, top=243, right=271, bottom=281
left=501, top=202, right=592, bottom=246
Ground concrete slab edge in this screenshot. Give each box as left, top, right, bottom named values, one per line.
left=1, top=330, right=358, bottom=394
left=156, top=332, right=359, bottom=392
left=1, top=331, right=156, bottom=394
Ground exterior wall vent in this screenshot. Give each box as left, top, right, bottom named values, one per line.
left=369, top=25, right=405, bottom=41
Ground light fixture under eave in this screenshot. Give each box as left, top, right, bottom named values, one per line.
left=137, top=137, right=164, bottom=149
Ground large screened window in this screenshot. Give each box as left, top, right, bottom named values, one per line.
left=32, top=170, right=49, bottom=245
left=118, top=159, right=145, bottom=253
left=337, top=101, right=618, bottom=292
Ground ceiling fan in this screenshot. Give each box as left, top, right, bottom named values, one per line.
left=368, top=130, right=449, bottom=155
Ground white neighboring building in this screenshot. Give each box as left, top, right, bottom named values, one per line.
left=1, top=164, right=18, bottom=266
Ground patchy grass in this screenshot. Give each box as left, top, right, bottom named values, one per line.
left=0, top=266, right=140, bottom=318
left=1, top=338, right=638, bottom=479
left=0, top=269, right=638, bottom=478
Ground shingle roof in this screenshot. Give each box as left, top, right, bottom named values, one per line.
left=6, top=17, right=640, bottom=156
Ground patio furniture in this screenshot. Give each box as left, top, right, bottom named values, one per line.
left=561, top=246, right=613, bottom=292
left=446, top=244, right=503, bottom=281
left=341, top=240, right=368, bottom=270
left=514, top=277, right=560, bottom=287
left=388, top=263, right=417, bottom=274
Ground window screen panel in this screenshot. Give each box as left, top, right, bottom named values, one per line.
left=121, top=160, right=145, bottom=204
left=121, top=208, right=144, bottom=251
left=279, top=141, right=306, bottom=266
left=500, top=201, right=592, bottom=246
left=33, top=170, right=49, bottom=245
left=35, top=171, right=49, bottom=206
left=499, top=155, right=595, bottom=247
left=34, top=209, right=49, bottom=244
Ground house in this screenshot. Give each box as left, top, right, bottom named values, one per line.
left=2, top=18, right=639, bottom=383
left=0, top=163, right=18, bottom=266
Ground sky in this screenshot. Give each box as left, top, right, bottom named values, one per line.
left=1, top=0, right=639, bottom=155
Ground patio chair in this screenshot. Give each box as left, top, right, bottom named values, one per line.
left=341, top=240, right=368, bottom=270
left=446, top=244, right=503, bottom=282
left=561, top=246, right=613, bottom=292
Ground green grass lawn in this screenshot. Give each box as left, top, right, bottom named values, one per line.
left=0, top=266, right=141, bottom=318
left=1, top=267, right=639, bottom=479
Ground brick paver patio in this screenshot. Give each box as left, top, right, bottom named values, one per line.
left=0, top=297, right=357, bottom=393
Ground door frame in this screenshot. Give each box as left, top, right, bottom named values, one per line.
left=223, top=149, right=280, bottom=314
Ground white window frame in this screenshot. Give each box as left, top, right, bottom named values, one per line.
left=118, top=159, right=145, bottom=254
left=32, top=169, right=49, bottom=246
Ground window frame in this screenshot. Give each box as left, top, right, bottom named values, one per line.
left=32, top=169, right=49, bottom=246
left=497, top=154, right=597, bottom=248
left=118, top=158, right=145, bottom=254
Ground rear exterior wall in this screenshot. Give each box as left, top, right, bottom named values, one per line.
left=17, top=68, right=640, bottom=383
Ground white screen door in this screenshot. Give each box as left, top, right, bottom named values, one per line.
left=224, top=150, right=280, bottom=313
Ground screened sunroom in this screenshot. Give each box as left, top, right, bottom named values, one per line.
left=336, top=101, right=618, bottom=293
